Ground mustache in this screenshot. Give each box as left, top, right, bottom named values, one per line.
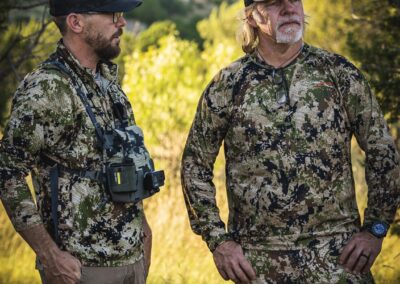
left=112, top=29, right=123, bottom=38
left=277, top=15, right=302, bottom=28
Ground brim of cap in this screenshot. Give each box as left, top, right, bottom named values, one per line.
left=50, top=0, right=143, bottom=16
left=92, top=0, right=143, bottom=13
left=244, top=0, right=267, bottom=7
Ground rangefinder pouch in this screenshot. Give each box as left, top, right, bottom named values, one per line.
left=106, top=162, right=164, bottom=203
left=105, top=125, right=165, bottom=203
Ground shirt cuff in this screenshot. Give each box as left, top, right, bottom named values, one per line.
left=363, top=207, right=394, bottom=227
left=205, top=231, right=233, bottom=252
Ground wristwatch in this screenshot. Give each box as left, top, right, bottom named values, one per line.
left=363, top=221, right=389, bottom=238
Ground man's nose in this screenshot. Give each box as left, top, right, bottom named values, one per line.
left=116, top=15, right=127, bottom=27
left=281, top=0, right=298, bottom=14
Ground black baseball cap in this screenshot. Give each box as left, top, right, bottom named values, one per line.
left=244, top=0, right=268, bottom=7
left=49, top=0, right=143, bottom=16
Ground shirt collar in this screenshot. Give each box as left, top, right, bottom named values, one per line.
left=249, top=43, right=311, bottom=70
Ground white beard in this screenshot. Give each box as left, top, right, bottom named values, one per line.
left=275, top=16, right=304, bottom=44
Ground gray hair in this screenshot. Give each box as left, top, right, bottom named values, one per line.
left=237, top=3, right=307, bottom=53
left=237, top=3, right=263, bottom=54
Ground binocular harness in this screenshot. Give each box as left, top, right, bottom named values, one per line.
left=43, top=59, right=165, bottom=243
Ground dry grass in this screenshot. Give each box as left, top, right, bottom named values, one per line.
left=0, top=203, right=41, bottom=284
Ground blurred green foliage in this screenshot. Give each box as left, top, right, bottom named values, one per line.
left=303, top=0, right=352, bottom=56
left=123, top=31, right=205, bottom=147
left=0, top=20, right=58, bottom=130
left=134, top=20, right=178, bottom=52
left=347, top=0, right=400, bottom=123
left=126, top=0, right=236, bottom=42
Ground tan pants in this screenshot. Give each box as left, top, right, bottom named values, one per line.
left=79, top=259, right=146, bottom=284
left=38, top=258, right=146, bottom=284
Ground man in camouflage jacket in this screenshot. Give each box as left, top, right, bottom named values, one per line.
left=181, top=0, right=399, bottom=283
left=0, top=0, right=153, bottom=283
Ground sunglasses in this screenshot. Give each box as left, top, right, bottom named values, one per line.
left=84, top=12, right=124, bottom=24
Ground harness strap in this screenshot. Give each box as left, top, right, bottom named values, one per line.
left=41, top=154, right=104, bottom=182
left=42, top=59, right=108, bottom=244
left=49, top=165, right=59, bottom=244
left=45, top=60, right=106, bottom=148
left=44, top=155, right=104, bottom=244
left=58, top=165, right=103, bottom=182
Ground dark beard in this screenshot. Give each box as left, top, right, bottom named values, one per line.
left=85, top=29, right=123, bottom=61
left=94, top=43, right=121, bottom=61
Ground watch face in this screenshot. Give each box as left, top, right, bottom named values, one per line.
left=371, top=222, right=388, bottom=237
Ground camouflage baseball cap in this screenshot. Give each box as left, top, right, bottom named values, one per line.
left=49, top=0, right=143, bottom=16
left=244, top=0, right=271, bottom=7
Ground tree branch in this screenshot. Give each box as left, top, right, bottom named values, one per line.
left=0, top=20, right=51, bottom=79
left=7, top=1, right=47, bottom=10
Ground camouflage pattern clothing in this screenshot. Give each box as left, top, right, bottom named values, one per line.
left=0, top=41, right=145, bottom=267
left=181, top=44, right=400, bottom=283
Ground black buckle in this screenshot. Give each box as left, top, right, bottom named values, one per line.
left=144, top=170, right=165, bottom=189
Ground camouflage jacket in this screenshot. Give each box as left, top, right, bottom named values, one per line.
left=0, top=41, right=144, bottom=266
left=181, top=44, right=400, bottom=252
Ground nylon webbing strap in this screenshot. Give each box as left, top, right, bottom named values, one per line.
left=60, top=166, right=103, bottom=182
left=47, top=60, right=105, bottom=145
left=44, top=154, right=103, bottom=244
left=44, top=60, right=106, bottom=245
left=50, top=165, right=59, bottom=244
left=40, top=154, right=103, bottom=182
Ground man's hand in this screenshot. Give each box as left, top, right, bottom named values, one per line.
left=18, top=224, right=81, bottom=284
left=339, top=231, right=383, bottom=275
left=213, top=240, right=256, bottom=284
left=41, top=248, right=82, bottom=284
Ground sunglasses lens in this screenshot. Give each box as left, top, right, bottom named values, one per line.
left=113, top=12, right=123, bottom=23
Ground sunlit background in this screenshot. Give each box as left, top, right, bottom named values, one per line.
left=0, top=0, right=399, bottom=283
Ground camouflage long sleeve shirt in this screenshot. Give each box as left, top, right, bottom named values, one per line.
left=0, top=41, right=144, bottom=266
left=181, top=44, right=400, bottom=254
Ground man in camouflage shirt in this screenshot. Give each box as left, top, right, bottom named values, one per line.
left=0, top=0, right=153, bottom=283
left=181, top=0, right=399, bottom=283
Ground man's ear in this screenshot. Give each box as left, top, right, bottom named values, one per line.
left=247, top=14, right=259, bottom=28
left=66, top=13, right=85, bottom=34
